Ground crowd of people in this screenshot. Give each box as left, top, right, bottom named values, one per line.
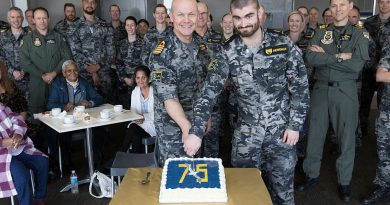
left=0, top=0, right=390, bottom=204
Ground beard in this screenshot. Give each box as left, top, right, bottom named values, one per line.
left=236, top=20, right=260, bottom=38
left=83, top=8, right=95, bottom=15
left=65, top=15, right=75, bottom=21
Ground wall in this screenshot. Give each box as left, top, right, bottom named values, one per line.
left=100, top=0, right=156, bottom=25
left=0, top=0, right=12, bottom=22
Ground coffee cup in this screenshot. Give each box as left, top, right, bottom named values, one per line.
left=63, top=115, right=75, bottom=124
left=100, top=109, right=111, bottom=119
left=51, top=108, right=61, bottom=116
left=113, top=105, right=123, bottom=113
left=74, top=105, right=85, bottom=113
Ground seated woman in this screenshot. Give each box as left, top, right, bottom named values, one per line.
left=47, top=60, right=104, bottom=170
left=0, top=102, right=48, bottom=205
left=121, top=65, right=156, bottom=153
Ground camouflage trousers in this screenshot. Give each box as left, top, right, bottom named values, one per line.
left=80, top=70, right=113, bottom=103
left=231, top=124, right=297, bottom=205
left=374, top=111, right=390, bottom=188
left=155, top=116, right=189, bottom=167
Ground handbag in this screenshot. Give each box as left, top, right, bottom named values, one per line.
left=89, top=171, right=117, bottom=198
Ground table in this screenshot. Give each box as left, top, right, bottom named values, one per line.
left=34, top=104, right=143, bottom=192
left=109, top=168, right=273, bottom=205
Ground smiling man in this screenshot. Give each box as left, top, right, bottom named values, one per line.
left=148, top=0, right=211, bottom=166
left=184, top=0, right=309, bottom=204
left=297, top=0, right=369, bottom=202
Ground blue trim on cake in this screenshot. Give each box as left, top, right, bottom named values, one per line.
left=166, top=159, right=221, bottom=189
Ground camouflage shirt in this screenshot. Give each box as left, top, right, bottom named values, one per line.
left=377, top=37, right=390, bottom=110
left=364, top=15, right=390, bottom=58
left=116, top=35, right=143, bottom=79
left=111, top=21, right=127, bottom=48
left=149, top=28, right=210, bottom=125
left=190, top=29, right=310, bottom=138
left=195, top=28, right=223, bottom=57
left=54, top=17, right=79, bottom=37
left=141, top=26, right=171, bottom=66
left=69, top=15, right=115, bottom=77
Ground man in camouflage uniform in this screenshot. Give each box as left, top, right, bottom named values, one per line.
left=361, top=37, right=390, bottom=205
left=23, top=9, right=35, bottom=33
left=297, top=6, right=315, bottom=42
left=195, top=1, right=224, bottom=158
left=141, top=4, right=170, bottom=66
left=109, top=4, right=126, bottom=47
left=54, top=3, right=79, bottom=39
left=185, top=1, right=309, bottom=204
left=69, top=0, right=115, bottom=103
left=298, top=0, right=369, bottom=202
left=149, top=0, right=210, bottom=166
left=361, top=0, right=390, bottom=138
left=0, top=7, right=30, bottom=100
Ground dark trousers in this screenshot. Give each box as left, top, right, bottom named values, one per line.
left=121, top=123, right=151, bottom=153
left=10, top=152, right=49, bottom=205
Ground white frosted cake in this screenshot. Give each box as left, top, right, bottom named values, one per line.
left=159, top=158, right=228, bottom=203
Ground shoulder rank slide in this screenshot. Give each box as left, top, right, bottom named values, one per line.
left=153, top=40, right=165, bottom=55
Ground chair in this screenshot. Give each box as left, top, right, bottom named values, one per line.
left=142, top=136, right=156, bottom=153
left=9, top=170, right=35, bottom=205
left=110, top=151, right=157, bottom=195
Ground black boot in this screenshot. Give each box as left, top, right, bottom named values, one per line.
left=338, top=185, right=352, bottom=203
left=361, top=186, right=390, bottom=204
left=296, top=177, right=319, bottom=192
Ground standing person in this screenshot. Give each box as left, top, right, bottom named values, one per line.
left=109, top=4, right=126, bottom=47
left=362, top=0, right=390, bottom=138
left=0, top=7, right=30, bottom=101
left=137, top=19, right=149, bottom=38
left=141, top=4, right=170, bottom=67
left=149, top=0, right=210, bottom=166
left=220, top=13, right=234, bottom=41
left=24, top=9, right=35, bottom=32
left=308, top=7, right=319, bottom=29
left=361, top=38, right=390, bottom=205
left=70, top=0, right=115, bottom=103
left=54, top=3, right=79, bottom=38
left=0, top=102, right=49, bottom=205
left=297, top=0, right=369, bottom=202
left=116, top=16, right=143, bottom=109
left=322, top=8, right=334, bottom=25
left=19, top=7, right=72, bottom=115
left=185, top=0, right=309, bottom=204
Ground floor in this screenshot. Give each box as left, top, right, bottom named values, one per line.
left=1, top=105, right=390, bottom=205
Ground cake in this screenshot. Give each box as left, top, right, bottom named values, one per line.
left=159, top=158, right=228, bottom=203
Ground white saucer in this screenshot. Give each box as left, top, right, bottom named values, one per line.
left=113, top=110, right=124, bottom=115
left=99, top=116, right=113, bottom=121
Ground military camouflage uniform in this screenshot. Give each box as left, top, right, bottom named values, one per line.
left=116, top=35, right=143, bottom=108
left=111, top=21, right=127, bottom=47
left=141, top=26, right=171, bottom=66
left=149, top=29, right=210, bottom=166
left=360, top=15, right=390, bottom=137
left=373, top=38, right=390, bottom=188
left=54, top=17, right=79, bottom=37
left=190, top=30, right=310, bottom=205
left=196, top=29, right=224, bottom=158
left=69, top=16, right=115, bottom=102
left=303, top=22, right=369, bottom=186
left=0, top=27, right=30, bottom=100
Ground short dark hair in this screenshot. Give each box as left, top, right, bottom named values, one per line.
left=64, top=3, right=75, bottom=11
left=137, top=19, right=149, bottom=27
left=222, top=13, right=231, bottom=21
left=135, top=65, right=151, bottom=80
left=309, top=7, right=319, bottom=12
left=154, top=4, right=167, bottom=13
left=33, top=7, right=50, bottom=18
left=110, top=4, right=121, bottom=12
left=25, top=8, right=33, bottom=15
left=230, top=0, right=259, bottom=10
left=297, top=6, right=308, bottom=13
left=322, top=8, right=330, bottom=17
left=125, top=16, right=137, bottom=25
left=352, top=5, right=360, bottom=13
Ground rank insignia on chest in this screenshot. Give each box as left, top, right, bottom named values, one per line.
left=46, top=39, right=55, bottom=44
left=152, top=69, right=162, bottom=81
left=340, top=34, right=352, bottom=41
left=19, top=39, right=24, bottom=47
left=34, top=37, right=42, bottom=47
left=264, top=45, right=288, bottom=56
left=199, top=43, right=207, bottom=51
left=321, top=31, right=333, bottom=44
left=208, top=59, right=219, bottom=71
left=153, top=40, right=165, bottom=55
left=207, top=38, right=221, bottom=43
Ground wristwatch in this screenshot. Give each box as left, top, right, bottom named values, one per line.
left=336, top=53, right=343, bottom=63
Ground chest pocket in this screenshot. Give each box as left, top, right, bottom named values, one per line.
left=262, top=53, right=288, bottom=91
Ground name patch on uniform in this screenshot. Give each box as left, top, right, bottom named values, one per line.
left=199, top=43, right=207, bottom=52
left=34, top=38, right=42, bottom=47
left=321, top=31, right=333, bottom=44
left=46, top=39, right=56, bottom=44
left=207, top=38, right=222, bottom=43
left=264, top=45, right=288, bottom=56
left=208, top=59, right=219, bottom=71
left=153, top=41, right=165, bottom=55
left=339, top=34, right=352, bottom=41
left=152, top=69, right=162, bottom=81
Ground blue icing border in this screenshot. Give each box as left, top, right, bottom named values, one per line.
left=166, top=160, right=221, bottom=189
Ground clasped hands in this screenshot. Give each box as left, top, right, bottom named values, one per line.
left=2, top=134, right=23, bottom=149
left=308, top=45, right=352, bottom=61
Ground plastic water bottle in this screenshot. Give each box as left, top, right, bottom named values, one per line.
left=70, top=170, right=79, bottom=194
